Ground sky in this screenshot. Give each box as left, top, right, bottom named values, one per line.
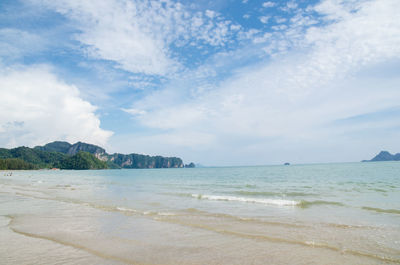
left=0, top=0, right=400, bottom=166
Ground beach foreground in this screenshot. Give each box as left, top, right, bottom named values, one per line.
left=1, top=163, right=399, bottom=264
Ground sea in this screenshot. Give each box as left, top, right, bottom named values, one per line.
left=0, top=162, right=399, bottom=264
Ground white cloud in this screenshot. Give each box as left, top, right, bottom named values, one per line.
left=238, top=28, right=261, bottom=41
left=32, top=0, right=242, bottom=77
left=253, top=32, right=272, bottom=44
left=259, top=16, right=270, bottom=24
left=141, top=131, right=216, bottom=148
left=0, top=28, right=46, bottom=60
left=313, top=0, right=365, bottom=21
left=275, top=17, right=287, bottom=24
left=121, top=108, right=146, bottom=116
left=32, top=0, right=176, bottom=76
left=262, top=1, right=276, bottom=8
left=280, top=1, right=298, bottom=12
left=0, top=65, right=113, bottom=148
left=205, top=10, right=216, bottom=19
left=123, top=0, right=400, bottom=164
left=286, top=1, right=298, bottom=10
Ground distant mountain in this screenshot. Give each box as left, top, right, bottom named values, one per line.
left=35, top=141, right=106, bottom=156
left=362, top=151, right=400, bottom=162
left=0, top=141, right=185, bottom=170
left=34, top=141, right=72, bottom=154
left=184, top=162, right=195, bottom=168
left=107, top=153, right=183, bottom=169
left=34, top=141, right=184, bottom=169
left=0, top=146, right=68, bottom=168
left=0, top=145, right=106, bottom=170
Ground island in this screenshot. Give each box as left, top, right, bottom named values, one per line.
left=0, top=141, right=192, bottom=170
left=184, top=162, right=196, bottom=168
left=362, top=151, right=400, bottom=162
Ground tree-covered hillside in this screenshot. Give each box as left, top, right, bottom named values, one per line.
left=59, top=151, right=108, bottom=170
left=1, top=141, right=187, bottom=170
left=0, top=147, right=67, bottom=168
left=109, top=153, right=183, bottom=169
left=0, top=146, right=106, bottom=170
left=0, top=158, right=36, bottom=170
left=34, top=141, right=72, bottom=154
left=35, top=141, right=185, bottom=169
left=34, top=141, right=106, bottom=156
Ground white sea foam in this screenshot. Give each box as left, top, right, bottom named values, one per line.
left=116, top=207, right=137, bottom=213
left=142, top=211, right=176, bottom=216
left=191, top=194, right=299, bottom=206
left=156, top=212, right=175, bottom=216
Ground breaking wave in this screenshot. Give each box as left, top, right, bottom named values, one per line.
left=191, top=194, right=299, bottom=206
left=362, top=206, right=400, bottom=215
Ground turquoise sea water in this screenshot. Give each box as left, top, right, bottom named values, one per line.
left=1, top=162, right=399, bottom=264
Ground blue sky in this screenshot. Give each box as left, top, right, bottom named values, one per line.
left=1, top=0, right=400, bottom=165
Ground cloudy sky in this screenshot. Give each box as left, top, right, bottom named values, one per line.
left=1, top=0, right=400, bottom=165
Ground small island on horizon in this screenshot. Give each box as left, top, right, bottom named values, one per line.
left=0, top=141, right=195, bottom=170
left=362, top=151, right=400, bottom=162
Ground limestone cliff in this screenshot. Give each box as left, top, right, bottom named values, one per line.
left=34, top=141, right=184, bottom=169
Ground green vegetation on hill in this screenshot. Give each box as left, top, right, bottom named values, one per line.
left=36, top=141, right=185, bottom=169
left=34, top=141, right=106, bottom=156
left=34, top=141, right=72, bottom=154
left=109, top=153, right=183, bottom=169
left=59, top=151, right=108, bottom=170
left=0, top=146, right=67, bottom=168
left=13, top=147, right=67, bottom=167
left=1, top=141, right=186, bottom=170
left=0, top=158, right=36, bottom=170
left=0, top=146, right=106, bottom=170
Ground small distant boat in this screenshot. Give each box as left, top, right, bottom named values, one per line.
left=284, top=162, right=290, bottom=166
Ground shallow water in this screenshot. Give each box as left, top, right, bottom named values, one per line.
left=0, top=162, right=399, bottom=264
